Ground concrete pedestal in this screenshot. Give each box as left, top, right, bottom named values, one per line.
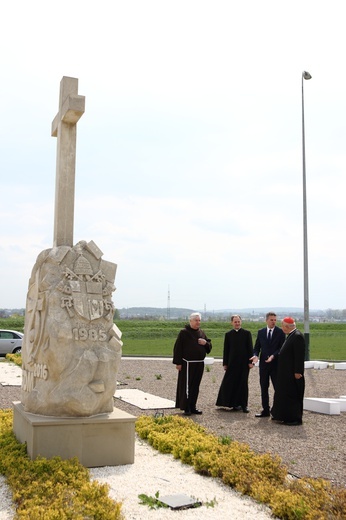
left=13, top=401, right=136, bottom=467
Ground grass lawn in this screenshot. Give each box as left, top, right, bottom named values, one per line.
left=119, top=320, right=346, bottom=360
left=1, top=317, right=345, bottom=360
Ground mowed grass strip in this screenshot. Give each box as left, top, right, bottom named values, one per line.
left=118, top=320, right=346, bottom=360
left=1, top=317, right=345, bottom=360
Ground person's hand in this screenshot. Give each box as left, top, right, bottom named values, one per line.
left=248, top=363, right=254, bottom=369
left=265, top=355, right=274, bottom=363
left=294, top=373, right=303, bottom=379
left=198, top=338, right=207, bottom=346
left=250, top=355, right=258, bottom=364
left=176, top=365, right=182, bottom=371
left=223, top=365, right=227, bottom=371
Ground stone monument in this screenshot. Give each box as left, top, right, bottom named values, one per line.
left=13, top=77, right=135, bottom=466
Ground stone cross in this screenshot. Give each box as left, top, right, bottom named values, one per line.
left=14, top=77, right=134, bottom=467
left=51, top=76, right=85, bottom=247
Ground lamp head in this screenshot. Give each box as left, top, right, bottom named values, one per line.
left=302, top=71, right=312, bottom=80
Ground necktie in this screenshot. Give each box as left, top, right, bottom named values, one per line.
left=268, top=329, right=272, bottom=342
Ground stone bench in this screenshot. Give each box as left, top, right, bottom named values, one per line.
left=313, top=361, right=329, bottom=369
left=304, top=360, right=331, bottom=369
left=303, top=397, right=346, bottom=415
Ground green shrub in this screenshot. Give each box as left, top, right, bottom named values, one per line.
left=5, top=353, right=22, bottom=366
left=0, top=410, right=123, bottom=519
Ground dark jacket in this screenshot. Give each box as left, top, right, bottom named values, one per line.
left=253, top=325, right=285, bottom=366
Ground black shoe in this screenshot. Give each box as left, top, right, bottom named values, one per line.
left=184, top=409, right=191, bottom=416
left=191, top=409, right=203, bottom=415
left=242, top=407, right=249, bottom=413
left=232, top=406, right=242, bottom=411
left=255, top=410, right=270, bottom=417
left=282, top=420, right=302, bottom=426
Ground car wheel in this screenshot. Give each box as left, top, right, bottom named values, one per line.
left=13, top=347, right=22, bottom=354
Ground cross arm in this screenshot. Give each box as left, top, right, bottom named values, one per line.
left=51, top=94, right=86, bottom=137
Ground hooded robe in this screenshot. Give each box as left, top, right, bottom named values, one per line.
left=173, top=324, right=212, bottom=411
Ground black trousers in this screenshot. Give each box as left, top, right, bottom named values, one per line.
left=259, top=362, right=278, bottom=411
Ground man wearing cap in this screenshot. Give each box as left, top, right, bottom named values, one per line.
left=251, top=312, right=286, bottom=418
left=271, top=317, right=305, bottom=426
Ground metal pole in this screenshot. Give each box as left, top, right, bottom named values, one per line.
left=302, top=71, right=311, bottom=360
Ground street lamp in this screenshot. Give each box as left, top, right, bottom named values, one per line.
left=302, top=70, right=312, bottom=360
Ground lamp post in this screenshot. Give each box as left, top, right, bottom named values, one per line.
left=302, top=70, right=312, bottom=360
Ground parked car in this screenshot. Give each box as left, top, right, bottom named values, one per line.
left=0, top=329, right=23, bottom=355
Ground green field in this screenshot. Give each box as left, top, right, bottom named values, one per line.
left=1, top=317, right=345, bottom=361
left=117, top=320, right=346, bottom=360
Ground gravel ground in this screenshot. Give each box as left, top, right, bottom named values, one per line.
left=113, top=358, right=346, bottom=488
left=0, top=358, right=345, bottom=520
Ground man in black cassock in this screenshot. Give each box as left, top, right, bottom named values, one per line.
left=216, top=314, right=254, bottom=413
left=173, top=312, right=212, bottom=416
left=271, top=316, right=305, bottom=426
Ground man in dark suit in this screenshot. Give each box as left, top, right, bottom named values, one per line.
left=251, top=312, right=285, bottom=417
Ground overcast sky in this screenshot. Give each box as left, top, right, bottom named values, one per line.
left=1, top=1, right=345, bottom=312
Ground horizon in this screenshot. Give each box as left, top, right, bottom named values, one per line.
left=1, top=304, right=345, bottom=315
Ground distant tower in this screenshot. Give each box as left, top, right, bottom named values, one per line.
left=167, top=286, right=171, bottom=320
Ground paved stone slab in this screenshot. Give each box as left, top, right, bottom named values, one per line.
left=0, top=362, right=22, bottom=386
left=0, top=363, right=127, bottom=389
left=159, top=494, right=201, bottom=510
left=115, top=388, right=175, bottom=409
left=334, top=362, right=346, bottom=370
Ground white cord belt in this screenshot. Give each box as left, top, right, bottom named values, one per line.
left=182, top=358, right=205, bottom=398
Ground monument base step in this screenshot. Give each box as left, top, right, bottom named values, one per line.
left=13, top=401, right=136, bottom=467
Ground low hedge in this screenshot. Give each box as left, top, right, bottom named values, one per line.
left=0, top=410, right=123, bottom=519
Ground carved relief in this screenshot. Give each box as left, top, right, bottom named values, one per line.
left=21, top=240, right=122, bottom=417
